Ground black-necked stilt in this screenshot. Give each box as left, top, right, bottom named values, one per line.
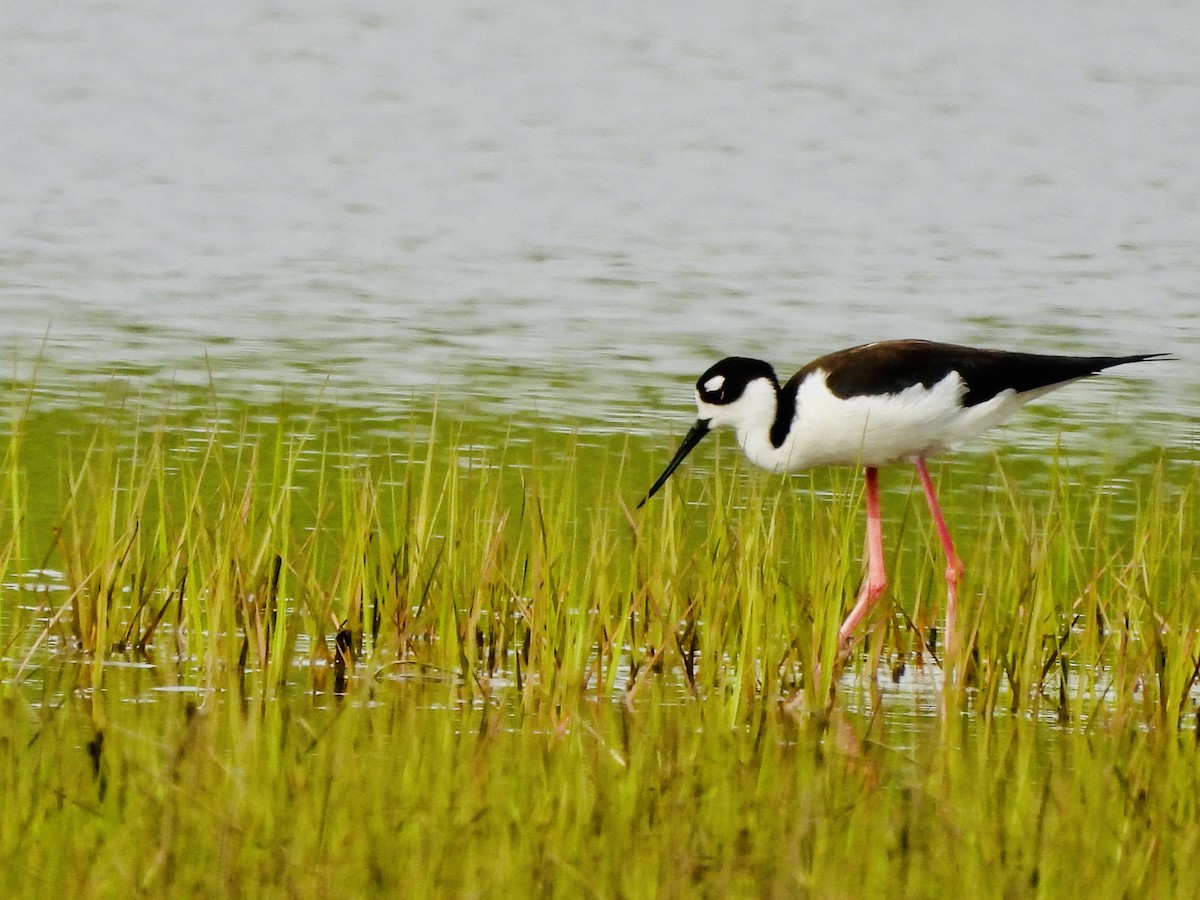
left=638, top=339, right=1168, bottom=656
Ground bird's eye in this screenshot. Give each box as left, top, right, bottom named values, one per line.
left=700, top=374, right=727, bottom=402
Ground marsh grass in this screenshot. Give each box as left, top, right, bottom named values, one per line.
left=1, top=395, right=1198, bottom=897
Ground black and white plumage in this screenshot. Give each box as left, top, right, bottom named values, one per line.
left=638, top=339, right=1168, bottom=654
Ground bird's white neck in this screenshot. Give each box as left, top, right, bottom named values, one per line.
left=718, top=379, right=794, bottom=473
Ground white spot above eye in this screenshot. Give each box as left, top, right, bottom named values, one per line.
left=703, top=375, right=726, bottom=393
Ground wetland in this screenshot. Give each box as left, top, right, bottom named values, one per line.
left=4, top=1, right=1200, bottom=895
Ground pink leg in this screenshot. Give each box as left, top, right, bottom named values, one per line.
left=838, top=467, right=888, bottom=646
left=914, top=458, right=964, bottom=657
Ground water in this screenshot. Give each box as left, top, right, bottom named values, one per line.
left=5, top=16, right=1200, bottom=891
left=1, top=0, right=1197, bottom=428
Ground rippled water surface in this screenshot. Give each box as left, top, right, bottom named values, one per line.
left=1, top=0, right=1197, bottom=429
left=4, top=17, right=1200, bottom=893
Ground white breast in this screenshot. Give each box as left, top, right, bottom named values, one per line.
left=737, top=370, right=1029, bottom=472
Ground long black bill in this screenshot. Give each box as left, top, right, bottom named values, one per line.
left=637, top=419, right=711, bottom=509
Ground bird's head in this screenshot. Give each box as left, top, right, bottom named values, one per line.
left=638, top=357, right=779, bottom=507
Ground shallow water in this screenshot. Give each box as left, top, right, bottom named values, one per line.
left=2, top=1, right=1198, bottom=750
left=1, top=0, right=1197, bottom=429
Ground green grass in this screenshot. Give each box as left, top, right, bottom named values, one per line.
left=1, top=393, right=1198, bottom=897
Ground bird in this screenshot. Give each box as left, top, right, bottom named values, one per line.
left=637, top=339, right=1168, bottom=658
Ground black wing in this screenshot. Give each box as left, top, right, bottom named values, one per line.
left=793, top=339, right=1166, bottom=408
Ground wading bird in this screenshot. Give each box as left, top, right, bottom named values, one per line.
left=638, top=339, right=1167, bottom=657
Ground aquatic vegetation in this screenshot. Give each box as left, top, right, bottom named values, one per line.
left=1, top=394, right=1197, bottom=897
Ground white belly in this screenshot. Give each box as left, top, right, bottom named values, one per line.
left=738, top=371, right=1029, bottom=472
